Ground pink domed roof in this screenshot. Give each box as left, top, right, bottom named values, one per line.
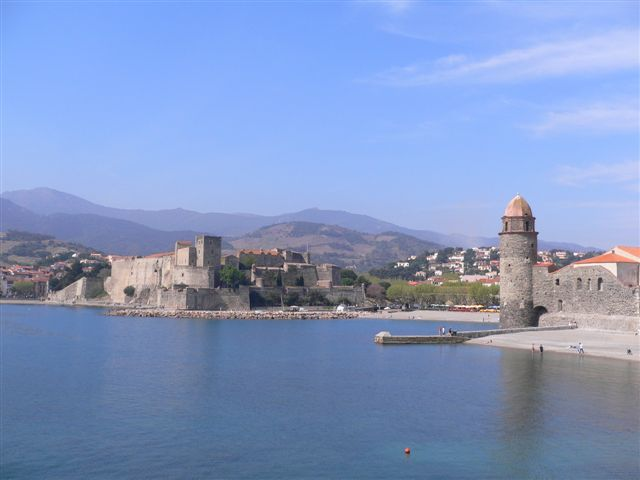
left=503, top=194, right=533, bottom=217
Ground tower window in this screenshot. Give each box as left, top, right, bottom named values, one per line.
left=555, top=279, right=560, bottom=286
left=504, top=221, right=508, bottom=231
left=558, top=299, right=563, bottom=311
left=588, top=278, right=592, bottom=290
left=577, top=278, right=582, bottom=290
left=597, top=278, right=603, bottom=291
left=525, top=221, right=530, bottom=231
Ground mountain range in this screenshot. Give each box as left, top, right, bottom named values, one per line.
left=0, top=188, right=596, bottom=268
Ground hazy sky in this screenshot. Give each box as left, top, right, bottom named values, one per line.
left=2, top=1, right=639, bottom=247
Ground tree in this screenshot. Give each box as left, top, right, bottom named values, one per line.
left=340, top=269, right=358, bottom=286
left=356, top=275, right=371, bottom=288
left=436, top=250, right=449, bottom=264
left=123, top=286, right=135, bottom=297
left=239, top=255, right=256, bottom=270
left=12, top=281, right=35, bottom=298
left=50, top=261, right=85, bottom=291
left=366, top=283, right=386, bottom=301
left=219, top=266, right=245, bottom=289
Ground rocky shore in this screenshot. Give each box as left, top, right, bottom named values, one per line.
left=106, top=308, right=361, bottom=320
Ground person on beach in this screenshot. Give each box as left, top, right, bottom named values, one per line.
left=578, top=342, right=584, bottom=355
left=532, top=344, right=535, bottom=352
left=539, top=345, right=544, bottom=353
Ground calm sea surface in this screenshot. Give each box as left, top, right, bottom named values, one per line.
left=1, top=305, right=639, bottom=479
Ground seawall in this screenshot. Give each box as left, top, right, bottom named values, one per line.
left=374, top=324, right=577, bottom=344
left=106, top=308, right=360, bottom=320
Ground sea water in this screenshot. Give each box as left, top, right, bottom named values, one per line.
left=1, top=305, right=638, bottom=479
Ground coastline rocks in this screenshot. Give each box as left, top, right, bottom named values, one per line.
left=106, top=308, right=361, bottom=320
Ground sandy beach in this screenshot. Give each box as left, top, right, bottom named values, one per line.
left=365, top=309, right=639, bottom=362
left=367, top=309, right=499, bottom=323
left=467, top=328, right=640, bottom=362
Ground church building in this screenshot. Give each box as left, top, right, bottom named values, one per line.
left=499, top=194, right=639, bottom=332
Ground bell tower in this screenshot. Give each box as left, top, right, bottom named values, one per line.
left=499, top=194, right=538, bottom=328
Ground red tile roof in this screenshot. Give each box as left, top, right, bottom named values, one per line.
left=573, top=252, right=639, bottom=265
left=616, top=246, right=640, bottom=258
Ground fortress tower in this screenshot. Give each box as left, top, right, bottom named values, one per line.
left=195, top=235, right=221, bottom=268
left=499, top=194, right=538, bottom=328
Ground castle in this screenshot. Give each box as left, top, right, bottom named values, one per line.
left=499, top=194, right=639, bottom=332
left=99, top=235, right=363, bottom=309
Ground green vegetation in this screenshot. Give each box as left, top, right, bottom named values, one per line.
left=123, top=285, right=135, bottom=297
left=239, top=255, right=256, bottom=270
left=12, top=281, right=35, bottom=298
left=49, top=261, right=84, bottom=291
left=340, top=269, right=358, bottom=286
left=219, top=266, right=248, bottom=289
left=0, top=230, right=95, bottom=266
left=385, top=282, right=499, bottom=307
left=5, top=231, right=54, bottom=241
left=48, top=261, right=109, bottom=292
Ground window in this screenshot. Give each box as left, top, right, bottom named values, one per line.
left=577, top=278, right=582, bottom=290
left=558, top=299, right=563, bottom=311
left=587, top=278, right=592, bottom=290
left=504, top=221, right=508, bottom=231
left=525, top=221, right=530, bottom=231
left=597, top=278, right=603, bottom=291
left=555, top=278, right=560, bottom=286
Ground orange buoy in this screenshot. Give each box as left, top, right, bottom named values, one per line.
left=404, top=448, right=411, bottom=455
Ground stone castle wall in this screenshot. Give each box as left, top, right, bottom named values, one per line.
left=533, top=264, right=639, bottom=318
left=157, top=287, right=251, bottom=311
left=172, top=265, right=216, bottom=289
left=539, top=313, right=639, bottom=332
left=282, top=263, right=318, bottom=287
left=249, top=285, right=364, bottom=308
left=49, top=277, right=104, bottom=303
left=240, top=252, right=284, bottom=268
left=317, top=264, right=341, bottom=287
left=613, top=263, right=640, bottom=288
left=105, top=256, right=174, bottom=303
left=175, top=246, right=196, bottom=267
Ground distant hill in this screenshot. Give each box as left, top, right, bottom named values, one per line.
left=1, top=187, right=598, bottom=252
left=0, top=230, right=95, bottom=266
left=229, top=222, right=441, bottom=270
left=0, top=198, right=226, bottom=256
left=0, top=200, right=438, bottom=268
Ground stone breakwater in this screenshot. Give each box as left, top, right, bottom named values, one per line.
left=106, top=308, right=361, bottom=320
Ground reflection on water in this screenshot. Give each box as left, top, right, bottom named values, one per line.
left=1, top=305, right=638, bottom=479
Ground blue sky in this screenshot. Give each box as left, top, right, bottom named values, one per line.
left=2, top=1, right=638, bottom=247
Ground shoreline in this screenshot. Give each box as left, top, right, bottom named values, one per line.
left=366, top=309, right=499, bottom=323
left=0, top=299, right=111, bottom=308
left=4, top=301, right=636, bottom=362
left=1, top=301, right=498, bottom=322
left=467, top=328, right=639, bottom=362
